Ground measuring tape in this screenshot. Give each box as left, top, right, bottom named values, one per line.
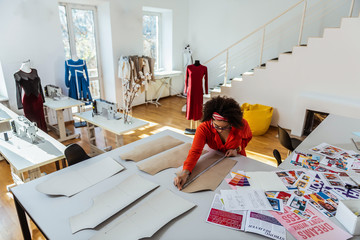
left=182, top=155, right=227, bottom=189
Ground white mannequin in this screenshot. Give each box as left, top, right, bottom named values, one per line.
left=20, top=60, right=32, bottom=73
left=72, top=54, right=79, bottom=61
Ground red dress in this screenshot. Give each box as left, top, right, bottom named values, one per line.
left=183, top=119, right=253, bottom=172
left=184, top=64, right=208, bottom=120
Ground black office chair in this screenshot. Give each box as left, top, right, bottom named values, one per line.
left=273, top=149, right=282, bottom=166
left=277, top=125, right=302, bottom=155
left=64, top=143, right=90, bottom=167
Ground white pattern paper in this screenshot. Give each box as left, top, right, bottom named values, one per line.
left=246, top=171, right=288, bottom=192
left=90, top=190, right=196, bottom=240
left=36, top=157, right=124, bottom=197
left=220, top=189, right=273, bottom=211
left=70, top=174, right=159, bottom=233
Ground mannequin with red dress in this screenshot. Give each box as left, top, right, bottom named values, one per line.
left=184, top=60, right=208, bottom=134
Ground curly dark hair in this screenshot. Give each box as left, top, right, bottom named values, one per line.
left=202, top=96, right=243, bottom=128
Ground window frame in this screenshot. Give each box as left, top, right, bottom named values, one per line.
left=143, top=11, right=163, bottom=71
left=58, top=2, right=104, bottom=99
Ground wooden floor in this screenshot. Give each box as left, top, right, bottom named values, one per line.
left=0, top=96, right=289, bottom=240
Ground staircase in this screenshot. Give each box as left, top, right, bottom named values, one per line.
left=210, top=15, right=360, bottom=136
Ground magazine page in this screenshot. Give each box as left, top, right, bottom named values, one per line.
left=245, top=210, right=286, bottom=240
left=206, top=193, right=246, bottom=231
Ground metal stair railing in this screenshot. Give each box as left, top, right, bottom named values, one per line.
left=204, top=0, right=356, bottom=88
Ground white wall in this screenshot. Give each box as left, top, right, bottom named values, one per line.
left=188, top=0, right=357, bottom=89
left=214, top=17, right=360, bottom=136
left=0, top=0, right=65, bottom=113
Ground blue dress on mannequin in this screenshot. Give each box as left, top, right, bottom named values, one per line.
left=65, top=59, right=92, bottom=101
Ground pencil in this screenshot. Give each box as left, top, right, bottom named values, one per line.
left=231, top=172, right=251, bottom=179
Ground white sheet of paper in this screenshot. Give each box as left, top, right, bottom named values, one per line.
left=70, top=174, right=159, bottom=233
left=246, top=172, right=288, bottom=192
left=90, top=190, right=196, bottom=240
left=220, top=189, right=273, bottom=211
left=36, top=157, right=124, bottom=197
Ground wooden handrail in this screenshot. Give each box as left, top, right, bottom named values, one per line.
left=204, top=0, right=306, bottom=64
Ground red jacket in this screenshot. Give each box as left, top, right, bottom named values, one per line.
left=183, top=119, right=252, bottom=172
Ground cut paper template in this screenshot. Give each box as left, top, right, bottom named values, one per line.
left=90, top=190, right=196, bottom=240
left=246, top=171, right=288, bottom=192
left=70, top=174, right=159, bottom=233
left=119, top=135, right=184, bottom=162
left=181, top=153, right=237, bottom=193
left=137, top=143, right=207, bottom=175
left=36, top=157, right=124, bottom=197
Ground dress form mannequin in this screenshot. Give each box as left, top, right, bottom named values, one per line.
left=20, top=60, right=32, bottom=73
left=185, top=60, right=207, bottom=135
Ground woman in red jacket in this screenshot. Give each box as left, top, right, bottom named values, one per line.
left=174, top=96, right=252, bottom=190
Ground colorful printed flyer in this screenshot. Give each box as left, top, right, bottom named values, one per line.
left=311, top=143, right=345, bottom=158
left=265, top=191, right=292, bottom=205
left=267, top=197, right=284, bottom=213
left=287, top=195, right=308, bottom=212
left=271, top=205, right=353, bottom=240
left=320, top=156, right=354, bottom=171
left=276, top=169, right=305, bottom=190
left=304, top=191, right=342, bottom=217
left=290, top=152, right=321, bottom=170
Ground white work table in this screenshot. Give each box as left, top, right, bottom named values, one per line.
left=11, top=130, right=299, bottom=240
left=0, top=103, right=66, bottom=185
left=43, top=97, right=84, bottom=142
left=74, top=111, right=148, bottom=154
left=279, top=114, right=360, bottom=170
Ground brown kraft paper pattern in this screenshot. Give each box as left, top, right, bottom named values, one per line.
left=137, top=143, right=208, bottom=175
left=119, top=135, right=184, bottom=162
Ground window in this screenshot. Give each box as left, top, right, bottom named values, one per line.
left=58, top=3, right=102, bottom=99
left=143, top=12, right=162, bottom=71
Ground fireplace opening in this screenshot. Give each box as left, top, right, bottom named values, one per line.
left=302, top=110, right=329, bottom=136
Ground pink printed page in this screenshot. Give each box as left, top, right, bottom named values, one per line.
left=270, top=205, right=352, bottom=240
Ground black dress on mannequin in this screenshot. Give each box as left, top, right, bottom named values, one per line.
left=14, top=69, right=47, bottom=132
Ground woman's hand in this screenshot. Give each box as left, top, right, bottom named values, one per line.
left=174, top=170, right=190, bottom=190
left=225, top=148, right=239, bottom=157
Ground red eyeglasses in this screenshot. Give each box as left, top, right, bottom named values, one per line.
left=211, top=119, right=232, bottom=130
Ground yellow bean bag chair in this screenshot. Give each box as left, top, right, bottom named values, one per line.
left=241, top=103, right=273, bottom=136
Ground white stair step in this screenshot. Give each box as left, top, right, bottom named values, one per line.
left=323, top=27, right=340, bottom=39
left=242, top=71, right=254, bottom=77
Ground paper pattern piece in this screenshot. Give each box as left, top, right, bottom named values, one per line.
left=137, top=143, right=207, bottom=175
left=90, top=190, right=196, bottom=240
left=246, top=171, right=288, bottom=192
left=245, top=211, right=286, bottom=240
left=271, top=205, right=352, bottom=240
left=220, top=189, right=273, bottom=211
left=70, top=174, right=159, bottom=233
left=119, top=135, right=184, bottom=162
left=182, top=153, right=237, bottom=193
left=36, top=157, right=124, bottom=197
left=206, top=193, right=246, bottom=231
